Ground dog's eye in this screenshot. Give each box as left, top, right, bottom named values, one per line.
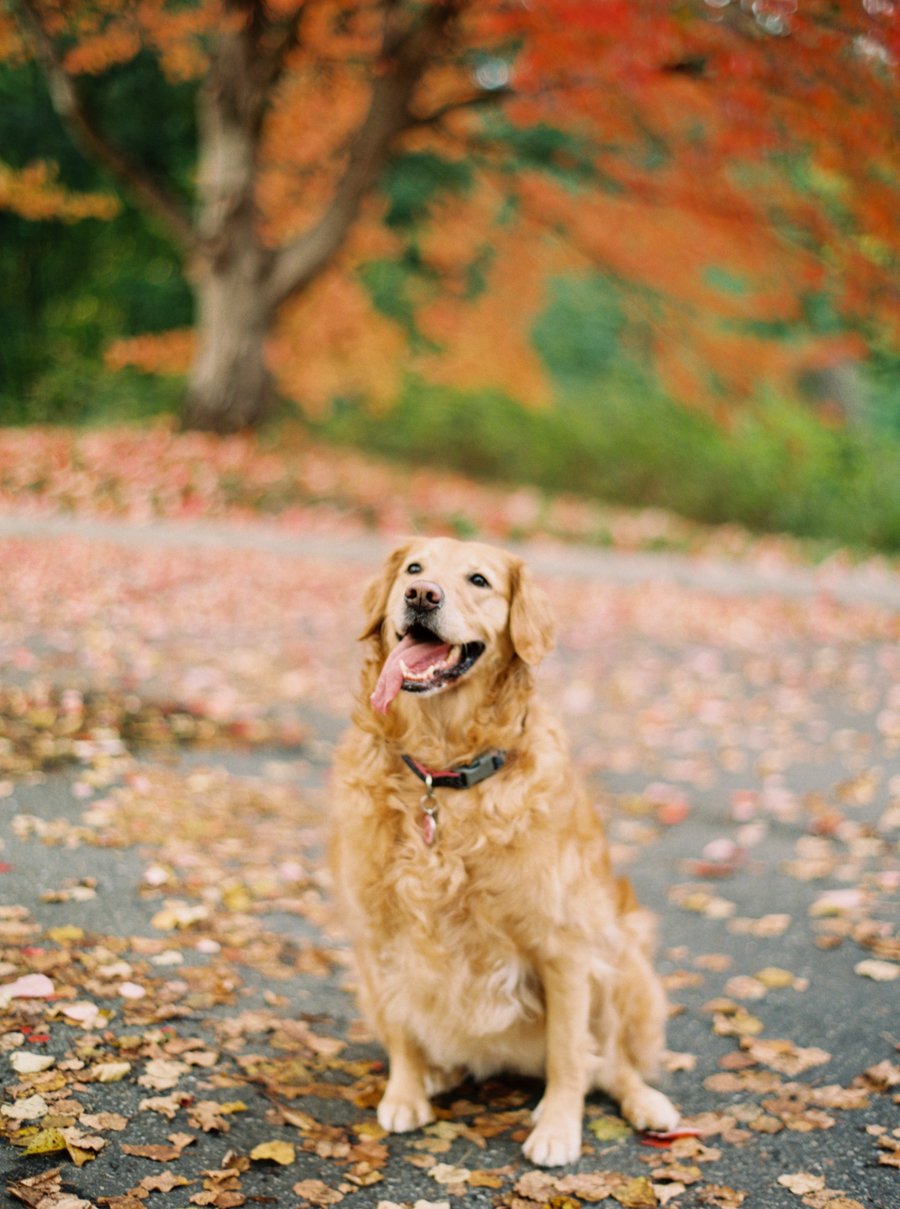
left=406, top=563, right=422, bottom=574
left=469, top=573, right=491, bottom=588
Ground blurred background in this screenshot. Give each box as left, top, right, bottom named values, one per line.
left=2, top=0, right=900, bottom=553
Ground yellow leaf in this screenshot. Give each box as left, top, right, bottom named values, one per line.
left=218, top=1101, right=247, bottom=1114
left=21, top=1128, right=67, bottom=1155
left=91, top=1061, right=132, bottom=1083
left=354, top=1121, right=387, bottom=1140
left=611, top=1176, right=657, bottom=1208
left=587, top=1114, right=632, bottom=1140
left=46, top=926, right=85, bottom=943
left=250, top=1140, right=295, bottom=1164
left=222, top=885, right=252, bottom=912
left=66, top=1144, right=97, bottom=1167
left=755, top=967, right=794, bottom=988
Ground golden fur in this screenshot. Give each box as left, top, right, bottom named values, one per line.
left=330, top=537, right=679, bottom=1166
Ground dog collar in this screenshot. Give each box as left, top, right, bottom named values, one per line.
left=402, top=751, right=507, bottom=846
left=401, top=750, right=506, bottom=791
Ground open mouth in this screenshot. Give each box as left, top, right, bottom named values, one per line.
left=370, top=622, right=486, bottom=714
left=398, top=623, right=485, bottom=694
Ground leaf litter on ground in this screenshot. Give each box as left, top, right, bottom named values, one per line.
left=0, top=432, right=899, bottom=1206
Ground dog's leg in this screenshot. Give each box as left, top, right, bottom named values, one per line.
left=424, top=1065, right=465, bottom=1098
left=377, top=1025, right=436, bottom=1134
left=590, top=1054, right=680, bottom=1134
left=523, top=955, right=590, bottom=1167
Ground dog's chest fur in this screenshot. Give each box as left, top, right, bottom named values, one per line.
left=332, top=729, right=616, bottom=1063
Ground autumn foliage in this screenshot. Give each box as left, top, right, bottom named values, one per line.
left=3, top=1, right=900, bottom=425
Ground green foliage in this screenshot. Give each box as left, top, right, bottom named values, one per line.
left=315, top=374, right=900, bottom=552
left=0, top=54, right=195, bottom=408
left=0, top=358, right=181, bottom=427
left=382, top=152, right=472, bottom=228
left=532, top=275, right=626, bottom=389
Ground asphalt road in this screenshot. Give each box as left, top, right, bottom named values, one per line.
left=0, top=519, right=898, bottom=1209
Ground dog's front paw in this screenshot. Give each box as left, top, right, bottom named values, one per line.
left=621, top=1086, right=680, bottom=1134
left=522, top=1109, right=582, bottom=1167
left=377, top=1090, right=435, bottom=1133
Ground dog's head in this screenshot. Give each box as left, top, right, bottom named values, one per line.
left=360, top=537, right=555, bottom=715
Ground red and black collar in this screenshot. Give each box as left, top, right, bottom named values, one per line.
left=401, top=750, right=506, bottom=790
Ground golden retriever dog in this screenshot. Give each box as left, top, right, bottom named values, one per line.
left=330, top=537, right=679, bottom=1166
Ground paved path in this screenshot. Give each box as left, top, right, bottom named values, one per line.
left=0, top=512, right=898, bottom=1209
left=2, top=510, right=900, bottom=606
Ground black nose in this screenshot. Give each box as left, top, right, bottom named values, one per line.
left=405, top=580, right=444, bottom=611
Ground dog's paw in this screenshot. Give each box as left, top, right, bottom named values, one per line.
left=522, top=1110, right=582, bottom=1167
left=377, top=1091, right=435, bottom=1134
left=621, top=1086, right=680, bottom=1134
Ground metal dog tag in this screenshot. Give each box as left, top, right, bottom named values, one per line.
left=420, top=774, right=439, bottom=845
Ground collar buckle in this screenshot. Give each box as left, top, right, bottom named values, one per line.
left=401, top=750, right=506, bottom=791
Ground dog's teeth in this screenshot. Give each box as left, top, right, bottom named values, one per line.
left=401, top=645, right=463, bottom=685
left=401, top=658, right=437, bottom=683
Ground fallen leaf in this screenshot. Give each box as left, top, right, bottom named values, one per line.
left=79, top=1112, right=129, bottom=1131
left=121, top=1143, right=185, bottom=1161
left=861, top=1060, right=900, bottom=1090
left=9, top=1052, right=56, bottom=1074
left=91, top=1061, right=132, bottom=1083
left=2, top=1094, right=49, bottom=1121
left=429, top=1164, right=471, bottom=1186
left=556, top=1171, right=626, bottom=1201
left=0, top=973, right=54, bottom=1004
left=138, top=1059, right=188, bottom=1090
left=741, top=1040, right=831, bottom=1077
left=59, top=1002, right=107, bottom=1029
left=467, top=1170, right=505, bottom=1188
left=250, top=1140, right=295, bottom=1164
left=292, top=1180, right=343, bottom=1205
left=587, top=1114, right=632, bottom=1140
left=697, top=1187, right=746, bottom=1208
left=139, top=1172, right=192, bottom=1193
left=118, top=982, right=147, bottom=999
left=21, top=1128, right=68, bottom=1155
left=139, top=1092, right=192, bottom=1119
left=723, top=976, right=767, bottom=1000
left=712, top=1011, right=764, bottom=1037
left=854, top=959, right=900, bottom=981
left=8, top=1168, right=92, bottom=1209
left=653, top=1185, right=685, bottom=1207
left=777, top=1173, right=826, bottom=1195
left=755, top=967, right=794, bottom=988
left=610, top=1176, right=657, bottom=1207
left=514, top=1171, right=560, bottom=1202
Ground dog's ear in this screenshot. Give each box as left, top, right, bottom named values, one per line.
left=359, top=540, right=415, bottom=641
left=508, top=560, right=555, bottom=666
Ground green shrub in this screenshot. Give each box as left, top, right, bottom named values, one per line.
left=0, top=360, right=181, bottom=427
left=313, top=378, right=900, bottom=552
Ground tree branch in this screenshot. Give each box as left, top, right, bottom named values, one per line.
left=264, top=0, right=465, bottom=312
left=16, top=0, right=196, bottom=255
left=413, top=85, right=514, bottom=129
left=254, top=3, right=307, bottom=108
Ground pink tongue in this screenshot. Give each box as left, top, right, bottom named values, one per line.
left=371, top=631, right=452, bottom=714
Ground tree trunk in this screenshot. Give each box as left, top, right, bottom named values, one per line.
left=181, top=19, right=275, bottom=434
left=182, top=260, right=273, bottom=433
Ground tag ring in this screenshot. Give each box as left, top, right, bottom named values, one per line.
left=420, top=772, right=438, bottom=845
